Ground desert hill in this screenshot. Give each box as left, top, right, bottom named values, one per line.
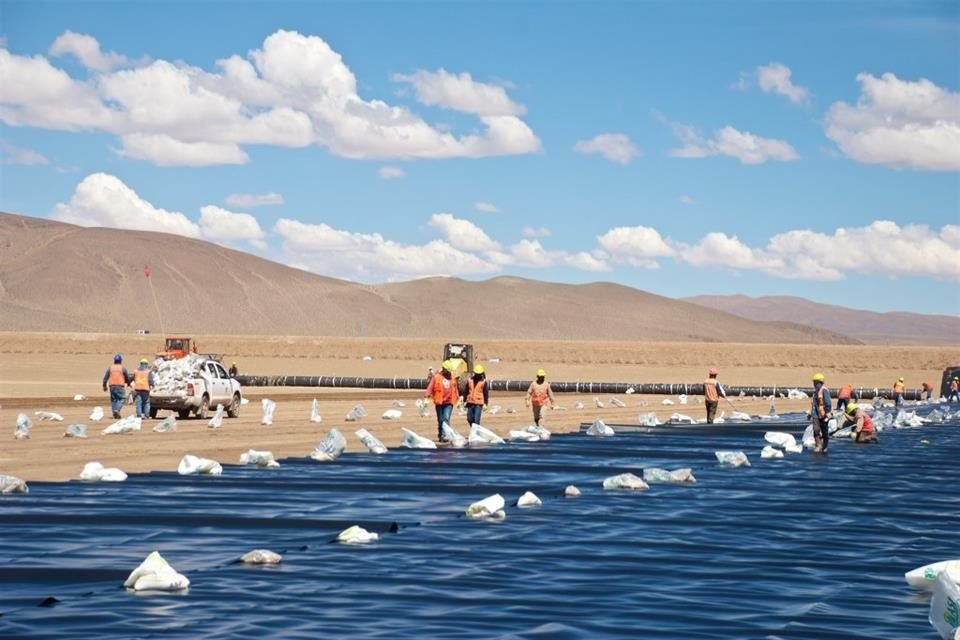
left=0, top=212, right=857, bottom=343
left=686, top=295, right=959, bottom=346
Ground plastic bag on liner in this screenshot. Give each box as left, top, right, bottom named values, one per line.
left=441, top=422, right=467, bottom=448
left=310, top=429, right=347, bottom=462
left=401, top=428, right=436, bottom=449
left=261, top=399, right=276, bottom=425
left=355, top=428, right=388, bottom=454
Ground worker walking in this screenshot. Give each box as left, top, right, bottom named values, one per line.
left=525, top=369, right=554, bottom=426
left=133, top=358, right=155, bottom=419
left=102, top=354, right=132, bottom=419
left=892, top=377, right=905, bottom=410
left=836, top=383, right=853, bottom=414
left=463, top=365, right=489, bottom=427
left=703, top=368, right=726, bottom=424
left=811, top=373, right=832, bottom=454
left=843, top=403, right=878, bottom=444
left=425, top=360, right=459, bottom=440
left=950, top=377, right=959, bottom=403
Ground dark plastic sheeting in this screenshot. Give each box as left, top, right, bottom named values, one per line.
left=1, top=407, right=957, bottom=639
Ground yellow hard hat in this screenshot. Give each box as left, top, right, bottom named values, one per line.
left=441, top=360, right=454, bottom=372
left=812, top=373, right=825, bottom=383
left=473, top=364, right=485, bottom=375
left=898, top=377, right=904, bottom=382
left=140, top=358, right=149, bottom=364
left=846, top=402, right=858, bottom=414
left=536, top=369, right=546, bottom=377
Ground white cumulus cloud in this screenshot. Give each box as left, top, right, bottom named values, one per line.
left=474, top=201, right=500, bottom=213
left=597, top=225, right=675, bottom=268
left=825, top=72, right=960, bottom=171
left=50, top=172, right=200, bottom=237
left=48, top=30, right=129, bottom=72
left=508, top=239, right=610, bottom=272
left=755, top=63, right=809, bottom=104
left=116, top=133, right=250, bottom=166
left=378, top=166, right=406, bottom=179
left=225, top=192, right=284, bottom=208
left=199, top=205, right=266, bottom=247
left=393, top=68, right=525, bottom=116
left=670, top=123, right=798, bottom=164
left=574, top=133, right=640, bottom=164
left=428, top=213, right=501, bottom=253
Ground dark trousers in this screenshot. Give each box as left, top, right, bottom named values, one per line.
left=466, top=404, right=483, bottom=426
left=836, top=398, right=849, bottom=414
left=434, top=404, right=453, bottom=438
left=813, top=416, right=830, bottom=450
left=705, top=400, right=718, bottom=424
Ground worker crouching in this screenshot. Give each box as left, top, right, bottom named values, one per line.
left=844, top=403, right=878, bottom=444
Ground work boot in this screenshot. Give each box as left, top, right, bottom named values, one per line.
left=113, top=412, right=121, bottom=419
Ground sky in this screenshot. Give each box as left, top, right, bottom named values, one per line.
left=1, top=0, right=958, bottom=315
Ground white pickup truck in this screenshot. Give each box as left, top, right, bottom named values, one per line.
left=150, top=358, right=243, bottom=420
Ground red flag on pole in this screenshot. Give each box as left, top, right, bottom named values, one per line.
left=144, top=265, right=151, bottom=278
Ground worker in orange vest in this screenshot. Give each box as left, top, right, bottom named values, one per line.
left=836, top=383, right=854, bottom=414
left=843, top=403, right=878, bottom=444
left=703, top=368, right=726, bottom=424
left=525, top=369, right=555, bottom=426
left=892, top=377, right=905, bottom=410
left=811, top=373, right=832, bottom=454
left=101, top=354, right=132, bottom=419
left=463, top=365, right=489, bottom=427
left=919, top=382, right=933, bottom=401
left=425, top=360, right=459, bottom=440
left=133, top=358, right=156, bottom=419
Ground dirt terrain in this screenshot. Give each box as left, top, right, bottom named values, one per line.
left=2, top=333, right=955, bottom=482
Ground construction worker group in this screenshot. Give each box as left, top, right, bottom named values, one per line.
left=101, top=354, right=155, bottom=420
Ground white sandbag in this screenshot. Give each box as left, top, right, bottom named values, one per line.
left=488, top=405, right=502, bottom=415
left=669, top=413, right=696, bottom=424
left=517, top=491, right=542, bottom=508
left=240, top=397, right=249, bottom=405
left=392, top=400, right=406, bottom=408
left=728, top=411, right=752, bottom=422
left=906, top=560, right=960, bottom=590
left=0, top=474, right=28, bottom=494
left=506, top=408, right=517, bottom=414
left=509, top=429, right=541, bottom=442
left=15, top=413, right=32, bottom=439
left=661, top=399, right=675, bottom=406
left=240, top=549, right=283, bottom=564
left=123, top=551, right=189, bottom=592
left=715, top=451, right=751, bottom=467
left=337, top=525, right=379, bottom=544
left=89, top=406, right=104, bottom=421
left=761, top=445, right=784, bottom=459
left=64, top=423, right=88, bottom=438
left=611, top=397, right=626, bottom=408
left=764, top=431, right=797, bottom=449
left=74, top=394, right=86, bottom=401
left=564, top=485, right=581, bottom=497
left=355, top=428, right=388, bottom=454
left=593, top=397, right=604, bottom=408
left=239, top=449, right=280, bottom=468
left=441, top=422, right=467, bottom=448
left=102, top=416, right=141, bottom=435
left=625, top=387, right=635, bottom=394
left=603, top=472, right=649, bottom=491
left=260, top=399, right=276, bottom=425
left=79, top=462, right=127, bottom=482
left=153, top=415, right=177, bottom=433
left=787, top=388, right=808, bottom=400
left=345, top=404, right=367, bottom=422
left=207, top=403, right=224, bottom=429
left=382, top=409, right=403, bottom=420
left=177, top=454, right=223, bottom=476
left=401, top=427, right=437, bottom=449
left=35, top=411, right=64, bottom=422
left=362, top=355, right=373, bottom=361
left=643, top=468, right=697, bottom=484
left=310, top=398, right=322, bottom=423
left=465, top=493, right=506, bottom=520
left=678, top=394, right=688, bottom=406
left=416, top=398, right=431, bottom=417
left=638, top=412, right=660, bottom=427
left=468, top=423, right=506, bottom=445
left=525, top=424, right=551, bottom=440
left=785, top=442, right=803, bottom=454
left=574, top=401, right=585, bottom=409
left=310, top=429, right=347, bottom=462
left=802, top=425, right=816, bottom=448
left=586, top=419, right=615, bottom=437
left=930, top=571, right=960, bottom=640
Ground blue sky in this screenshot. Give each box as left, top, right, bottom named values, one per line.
left=1, top=0, right=958, bottom=314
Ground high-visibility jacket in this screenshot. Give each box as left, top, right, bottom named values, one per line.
left=428, top=373, right=457, bottom=406
left=857, top=412, right=875, bottom=433
left=466, top=378, right=486, bottom=405
left=838, top=385, right=853, bottom=400
left=704, top=379, right=719, bottom=402
left=529, top=381, right=551, bottom=408
left=812, top=384, right=830, bottom=419
left=893, top=381, right=905, bottom=394
left=134, top=368, right=151, bottom=391
left=108, top=364, right=126, bottom=386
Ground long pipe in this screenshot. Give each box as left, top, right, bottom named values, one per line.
left=234, top=375, right=920, bottom=400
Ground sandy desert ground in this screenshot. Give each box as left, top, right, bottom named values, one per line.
left=2, top=333, right=957, bottom=481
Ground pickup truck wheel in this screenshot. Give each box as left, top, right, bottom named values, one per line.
left=178, top=409, right=190, bottom=419
left=227, top=393, right=241, bottom=418
left=196, top=395, right=209, bottom=420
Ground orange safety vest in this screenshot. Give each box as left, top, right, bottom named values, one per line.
left=108, top=364, right=126, bottom=386
left=893, top=381, right=904, bottom=394
left=704, top=379, right=719, bottom=402
left=838, top=385, right=852, bottom=400
left=134, top=369, right=150, bottom=391
left=466, top=378, right=486, bottom=405
left=530, top=381, right=550, bottom=407
left=858, top=412, right=875, bottom=433
left=430, top=373, right=457, bottom=406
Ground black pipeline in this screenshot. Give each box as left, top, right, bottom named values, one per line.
left=234, top=375, right=920, bottom=400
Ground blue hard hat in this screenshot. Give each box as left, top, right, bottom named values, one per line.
left=114, top=354, right=122, bottom=363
